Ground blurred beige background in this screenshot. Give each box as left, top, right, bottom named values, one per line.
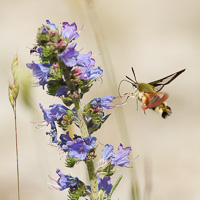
left=1, top=0, right=200, bottom=199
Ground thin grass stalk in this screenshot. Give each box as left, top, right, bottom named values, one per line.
left=14, top=102, right=20, bottom=200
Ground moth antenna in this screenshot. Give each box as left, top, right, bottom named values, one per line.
left=126, top=76, right=135, bottom=83
left=131, top=67, right=137, bottom=82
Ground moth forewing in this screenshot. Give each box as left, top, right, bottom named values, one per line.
left=148, top=69, right=186, bottom=92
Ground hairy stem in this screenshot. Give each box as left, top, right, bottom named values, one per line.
left=86, top=160, right=99, bottom=200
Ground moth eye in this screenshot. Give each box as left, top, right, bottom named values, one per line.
left=132, top=84, right=138, bottom=88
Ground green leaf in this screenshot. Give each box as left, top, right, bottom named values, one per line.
left=98, top=170, right=117, bottom=176
left=65, top=156, right=78, bottom=168
left=46, top=80, right=65, bottom=96
left=61, top=96, right=73, bottom=106
left=97, top=162, right=117, bottom=177
left=67, top=181, right=87, bottom=200
left=107, top=175, right=123, bottom=199
left=88, top=114, right=111, bottom=135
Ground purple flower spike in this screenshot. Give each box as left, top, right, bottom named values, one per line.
left=59, top=43, right=79, bottom=67
left=111, top=143, right=132, bottom=167
left=26, top=61, right=51, bottom=88
left=66, top=136, right=96, bottom=160
left=89, top=96, right=116, bottom=110
left=56, top=169, right=80, bottom=191
left=97, top=176, right=113, bottom=196
left=62, top=22, right=79, bottom=42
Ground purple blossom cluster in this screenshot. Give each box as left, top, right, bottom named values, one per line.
left=88, top=96, right=116, bottom=110
left=56, top=169, right=81, bottom=191
left=27, top=20, right=132, bottom=200
left=26, top=20, right=103, bottom=96
left=40, top=104, right=72, bottom=143
left=59, top=132, right=97, bottom=160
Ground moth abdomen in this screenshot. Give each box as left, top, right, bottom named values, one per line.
left=152, top=102, right=172, bottom=119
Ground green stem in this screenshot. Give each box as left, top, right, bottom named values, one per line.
left=86, top=160, right=99, bottom=200
left=73, top=98, right=99, bottom=200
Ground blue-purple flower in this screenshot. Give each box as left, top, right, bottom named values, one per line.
left=78, top=66, right=103, bottom=81
left=56, top=169, right=80, bottom=191
left=101, top=144, right=114, bottom=162
left=62, top=22, right=79, bottom=42
left=100, top=143, right=132, bottom=167
left=46, top=127, right=57, bottom=143
left=59, top=132, right=97, bottom=160
left=59, top=43, right=79, bottom=67
left=76, top=51, right=94, bottom=67
left=36, top=46, right=42, bottom=54
left=41, top=27, right=48, bottom=33
left=87, top=176, right=113, bottom=198
left=46, top=20, right=56, bottom=30
left=59, top=132, right=72, bottom=152
left=26, top=61, right=51, bottom=88
left=66, top=136, right=97, bottom=160
left=89, top=96, right=116, bottom=110
left=56, top=86, right=69, bottom=97
left=111, top=143, right=132, bottom=167
left=97, top=176, right=113, bottom=197
left=40, top=104, right=68, bottom=124
left=40, top=104, right=69, bottom=143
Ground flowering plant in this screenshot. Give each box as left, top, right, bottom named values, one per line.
left=27, top=20, right=132, bottom=200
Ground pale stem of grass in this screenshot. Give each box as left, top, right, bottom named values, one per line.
left=14, top=102, right=20, bottom=200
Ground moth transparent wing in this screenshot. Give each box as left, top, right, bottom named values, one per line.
left=148, top=69, right=185, bottom=92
